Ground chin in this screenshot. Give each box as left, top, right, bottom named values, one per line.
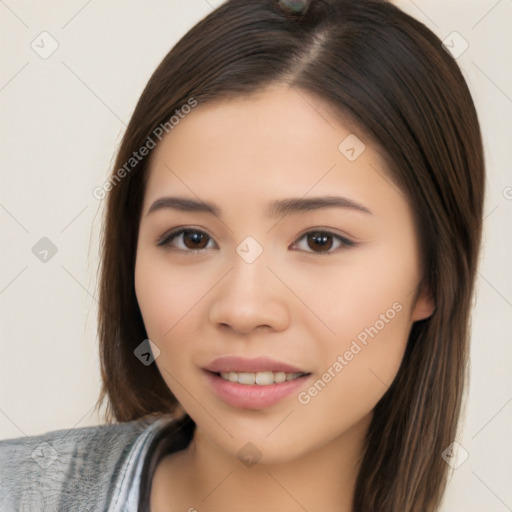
left=217, top=433, right=312, bottom=467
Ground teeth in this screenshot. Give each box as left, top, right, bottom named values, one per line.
left=219, top=371, right=305, bottom=385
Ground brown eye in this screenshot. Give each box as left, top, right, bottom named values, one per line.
left=306, top=231, right=334, bottom=252
left=157, top=227, right=355, bottom=255
left=291, top=229, right=355, bottom=255
left=157, top=228, right=214, bottom=251
left=182, top=230, right=209, bottom=249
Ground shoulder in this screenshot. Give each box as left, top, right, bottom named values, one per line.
left=0, top=414, right=168, bottom=511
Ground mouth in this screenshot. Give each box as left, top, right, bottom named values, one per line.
left=206, top=370, right=311, bottom=386
left=202, top=369, right=312, bottom=409
left=202, top=355, right=312, bottom=408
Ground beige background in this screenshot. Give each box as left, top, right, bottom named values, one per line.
left=1, top=0, right=511, bottom=510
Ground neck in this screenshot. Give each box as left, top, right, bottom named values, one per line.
left=169, top=413, right=371, bottom=512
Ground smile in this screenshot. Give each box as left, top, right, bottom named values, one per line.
left=219, top=371, right=308, bottom=385
left=204, top=370, right=312, bottom=409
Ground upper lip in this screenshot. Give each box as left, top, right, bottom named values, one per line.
left=203, top=356, right=308, bottom=374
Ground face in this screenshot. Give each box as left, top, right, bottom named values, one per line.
left=134, top=84, right=434, bottom=464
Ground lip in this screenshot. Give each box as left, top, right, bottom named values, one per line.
left=203, top=355, right=307, bottom=373
left=203, top=370, right=311, bottom=409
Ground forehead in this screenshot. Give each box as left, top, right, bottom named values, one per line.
left=154, top=86, right=345, bottom=165
left=142, top=85, right=398, bottom=216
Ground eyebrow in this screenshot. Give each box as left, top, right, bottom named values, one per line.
left=146, top=195, right=372, bottom=218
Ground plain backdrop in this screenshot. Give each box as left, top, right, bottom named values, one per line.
left=1, top=1, right=511, bottom=510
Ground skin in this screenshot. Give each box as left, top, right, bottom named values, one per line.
left=134, top=84, right=435, bottom=512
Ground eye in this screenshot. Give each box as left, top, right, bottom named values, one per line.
left=156, top=227, right=355, bottom=255
left=156, top=228, right=215, bottom=252
left=290, top=229, right=356, bottom=255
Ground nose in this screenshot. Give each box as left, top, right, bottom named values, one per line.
left=208, top=252, right=290, bottom=335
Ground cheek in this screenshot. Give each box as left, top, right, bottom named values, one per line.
left=293, top=300, right=411, bottom=452
left=134, top=251, right=211, bottom=342
left=284, top=242, right=417, bottom=416
left=275, top=243, right=418, bottom=343
left=134, top=255, right=206, bottom=396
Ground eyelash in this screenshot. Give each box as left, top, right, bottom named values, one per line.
left=155, top=227, right=356, bottom=255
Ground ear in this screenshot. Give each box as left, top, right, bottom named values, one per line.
left=411, top=282, right=435, bottom=322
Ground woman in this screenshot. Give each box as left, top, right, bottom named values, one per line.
left=0, top=0, right=485, bottom=511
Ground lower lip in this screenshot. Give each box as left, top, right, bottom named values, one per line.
left=203, top=370, right=311, bottom=409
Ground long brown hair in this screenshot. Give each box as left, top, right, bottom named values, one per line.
left=94, top=1, right=485, bottom=510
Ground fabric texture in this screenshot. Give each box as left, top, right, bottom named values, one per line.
left=0, top=414, right=186, bottom=512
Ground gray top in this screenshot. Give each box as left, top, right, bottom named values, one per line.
left=0, top=414, right=193, bottom=512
